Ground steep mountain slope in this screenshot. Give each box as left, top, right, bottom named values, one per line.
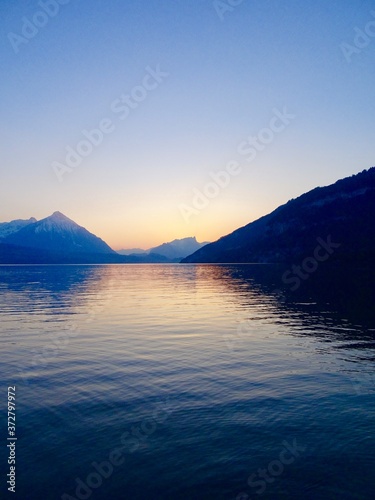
left=4, top=212, right=115, bottom=254
left=182, top=168, right=375, bottom=264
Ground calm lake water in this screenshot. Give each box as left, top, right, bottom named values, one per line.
left=0, top=264, right=374, bottom=499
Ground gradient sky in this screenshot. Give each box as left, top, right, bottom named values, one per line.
left=1, top=0, right=374, bottom=249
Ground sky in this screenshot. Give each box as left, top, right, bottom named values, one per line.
left=0, top=0, right=374, bottom=249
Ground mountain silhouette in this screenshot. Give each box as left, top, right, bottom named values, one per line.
left=0, top=212, right=181, bottom=264
left=150, top=237, right=210, bottom=260
left=2, top=211, right=114, bottom=255
left=117, top=237, right=210, bottom=261
left=182, top=167, right=375, bottom=264
left=0, top=217, right=37, bottom=238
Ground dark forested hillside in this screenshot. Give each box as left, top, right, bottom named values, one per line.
left=182, top=168, right=375, bottom=264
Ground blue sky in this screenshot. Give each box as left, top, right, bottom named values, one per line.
left=1, top=0, right=374, bottom=248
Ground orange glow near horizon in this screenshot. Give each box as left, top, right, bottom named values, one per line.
left=82, top=202, right=263, bottom=251
left=95, top=217, right=248, bottom=251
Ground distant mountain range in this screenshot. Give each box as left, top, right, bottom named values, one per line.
left=117, top=248, right=148, bottom=256
left=118, top=237, right=209, bottom=260
left=150, top=237, right=210, bottom=260
left=2, top=168, right=374, bottom=265
left=4, top=212, right=114, bottom=255
left=182, top=167, right=375, bottom=264
left=0, top=217, right=37, bottom=238
left=0, top=212, right=208, bottom=264
left=0, top=212, right=121, bottom=264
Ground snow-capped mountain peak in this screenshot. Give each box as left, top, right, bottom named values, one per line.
left=34, top=212, right=82, bottom=234
left=0, top=217, right=37, bottom=239
left=3, top=212, right=115, bottom=255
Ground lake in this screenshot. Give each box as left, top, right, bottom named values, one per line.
left=0, top=264, right=374, bottom=499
